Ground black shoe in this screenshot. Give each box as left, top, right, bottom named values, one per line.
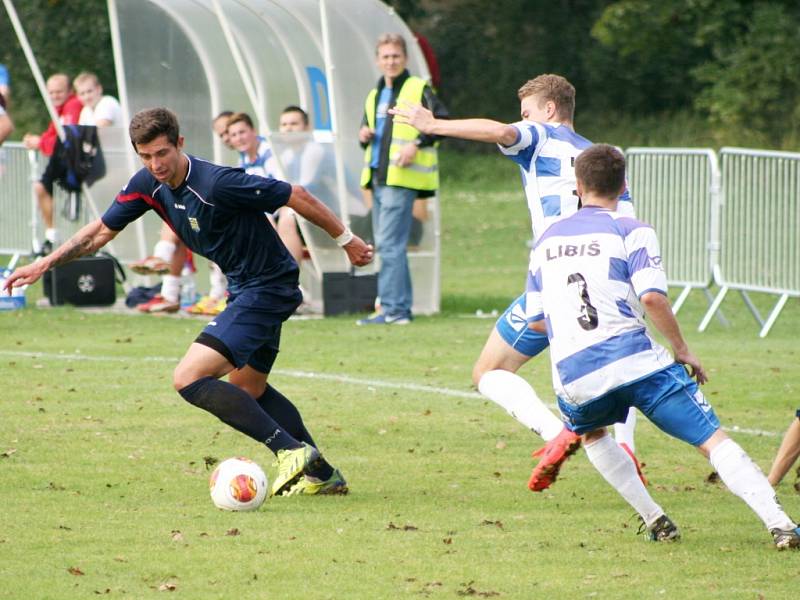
left=35, top=240, right=53, bottom=257
left=638, top=514, right=680, bottom=542
left=771, top=526, right=800, bottom=550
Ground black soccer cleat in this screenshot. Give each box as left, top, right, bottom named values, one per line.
left=771, top=526, right=800, bottom=550
left=638, top=514, right=680, bottom=542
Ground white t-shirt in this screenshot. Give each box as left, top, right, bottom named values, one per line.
left=79, top=95, right=123, bottom=127
left=526, top=206, right=673, bottom=406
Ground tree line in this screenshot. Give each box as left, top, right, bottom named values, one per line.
left=2, top=0, right=799, bottom=149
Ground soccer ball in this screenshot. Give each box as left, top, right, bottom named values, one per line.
left=209, top=457, right=268, bottom=511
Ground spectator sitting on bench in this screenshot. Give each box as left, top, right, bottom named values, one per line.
left=24, top=73, right=83, bottom=255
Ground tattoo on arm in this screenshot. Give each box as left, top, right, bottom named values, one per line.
left=51, top=234, right=95, bottom=267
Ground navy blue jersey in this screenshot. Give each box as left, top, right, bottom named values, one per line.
left=102, top=155, right=297, bottom=295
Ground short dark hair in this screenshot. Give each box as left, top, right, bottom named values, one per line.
left=574, top=144, right=626, bottom=198
left=281, top=105, right=309, bottom=125
left=226, top=112, right=254, bottom=131
left=129, top=108, right=180, bottom=148
left=215, top=110, right=234, bottom=121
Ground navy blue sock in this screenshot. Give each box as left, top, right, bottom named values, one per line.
left=255, top=386, right=316, bottom=447
left=179, top=376, right=301, bottom=454
left=256, top=386, right=334, bottom=481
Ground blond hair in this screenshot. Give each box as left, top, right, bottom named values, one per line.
left=375, top=33, right=407, bottom=56
left=517, top=74, right=575, bottom=122
left=74, top=71, right=100, bottom=89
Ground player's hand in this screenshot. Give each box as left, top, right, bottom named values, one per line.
left=358, top=126, right=374, bottom=144
left=343, top=235, right=374, bottom=267
left=396, top=142, right=418, bottom=167
left=22, top=133, right=41, bottom=150
left=390, top=101, right=434, bottom=134
left=674, top=347, right=708, bottom=385
left=3, top=261, right=48, bottom=295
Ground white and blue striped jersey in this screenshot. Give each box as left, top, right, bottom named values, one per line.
left=499, top=121, right=633, bottom=243
left=526, top=206, right=674, bottom=406
left=239, top=136, right=278, bottom=179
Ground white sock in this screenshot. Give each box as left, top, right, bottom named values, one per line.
left=45, top=228, right=58, bottom=243
left=161, top=274, right=180, bottom=303
left=709, top=438, right=796, bottom=531
left=478, top=370, right=564, bottom=440
left=585, top=433, right=664, bottom=527
left=153, top=240, right=176, bottom=263
left=614, top=408, right=637, bottom=452
left=208, top=263, right=227, bottom=300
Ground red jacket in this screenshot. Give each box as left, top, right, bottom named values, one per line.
left=39, top=94, right=83, bottom=156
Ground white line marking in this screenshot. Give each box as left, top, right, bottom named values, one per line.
left=0, top=350, right=781, bottom=437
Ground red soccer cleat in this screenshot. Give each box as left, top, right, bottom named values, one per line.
left=136, top=294, right=179, bottom=313
left=619, top=442, right=648, bottom=486
left=528, top=427, right=582, bottom=492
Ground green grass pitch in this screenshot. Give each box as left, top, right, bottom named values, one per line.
left=1, top=152, right=799, bottom=598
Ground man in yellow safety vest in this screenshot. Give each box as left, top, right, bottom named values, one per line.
left=357, top=33, right=447, bottom=325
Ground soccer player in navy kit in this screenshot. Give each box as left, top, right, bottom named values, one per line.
left=4, top=108, right=374, bottom=497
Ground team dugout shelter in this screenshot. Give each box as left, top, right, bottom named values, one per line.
left=102, top=0, right=441, bottom=315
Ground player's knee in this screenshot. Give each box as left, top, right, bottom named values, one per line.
left=696, top=428, right=728, bottom=458
left=471, top=362, right=487, bottom=388
left=173, top=364, right=202, bottom=392
left=472, top=354, right=508, bottom=388
left=232, top=381, right=264, bottom=400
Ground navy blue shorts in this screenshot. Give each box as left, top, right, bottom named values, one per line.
left=197, top=285, right=301, bottom=374
left=558, top=363, right=720, bottom=446
left=495, top=293, right=550, bottom=357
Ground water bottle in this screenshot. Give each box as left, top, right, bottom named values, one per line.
left=179, top=265, right=196, bottom=309
left=0, top=269, right=26, bottom=310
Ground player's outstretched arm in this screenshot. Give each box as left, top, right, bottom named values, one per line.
left=640, top=291, right=708, bottom=384
left=286, top=185, right=374, bottom=267
left=3, top=218, right=119, bottom=294
left=390, top=100, right=518, bottom=146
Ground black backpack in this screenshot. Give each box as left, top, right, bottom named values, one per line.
left=55, top=124, right=106, bottom=192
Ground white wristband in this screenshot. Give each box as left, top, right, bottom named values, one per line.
left=335, top=227, right=354, bottom=247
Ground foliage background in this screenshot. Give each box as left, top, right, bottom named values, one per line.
left=2, top=0, right=800, bottom=149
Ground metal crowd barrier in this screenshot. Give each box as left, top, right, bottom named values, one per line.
left=625, top=148, right=722, bottom=317
left=0, top=142, right=109, bottom=256
left=0, top=135, right=155, bottom=263
left=1, top=142, right=797, bottom=332
left=699, top=148, right=800, bottom=337
left=0, top=142, right=40, bottom=255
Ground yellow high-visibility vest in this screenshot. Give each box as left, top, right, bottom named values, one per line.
left=360, top=76, right=438, bottom=191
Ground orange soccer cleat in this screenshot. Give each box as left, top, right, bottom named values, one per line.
left=528, top=427, right=582, bottom=492
left=136, top=294, right=179, bottom=313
